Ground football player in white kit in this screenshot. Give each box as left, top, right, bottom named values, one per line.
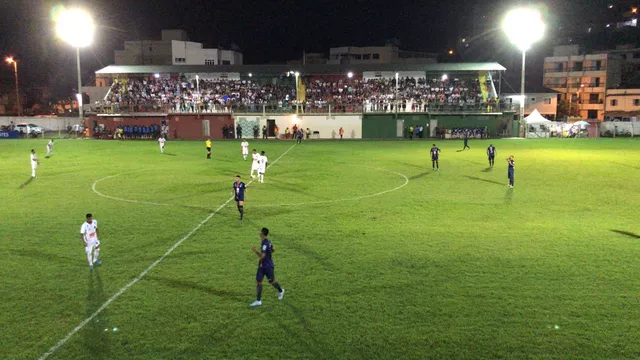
left=241, top=139, right=249, bottom=160
left=258, top=150, right=268, bottom=183
left=45, top=139, right=54, bottom=158
left=80, top=213, right=101, bottom=269
left=250, top=149, right=260, bottom=178
left=158, top=136, right=166, bottom=153
left=30, top=149, right=39, bottom=178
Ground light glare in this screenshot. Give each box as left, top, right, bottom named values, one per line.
left=502, top=8, right=545, bottom=52
left=56, top=8, right=95, bottom=48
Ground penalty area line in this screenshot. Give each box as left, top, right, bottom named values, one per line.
left=38, top=143, right=297, bottom=360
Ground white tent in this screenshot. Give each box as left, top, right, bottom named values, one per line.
left=525, top=109, right=552, bottom=125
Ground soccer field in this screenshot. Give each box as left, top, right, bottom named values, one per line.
left=1, top=138, right=639, bottom=359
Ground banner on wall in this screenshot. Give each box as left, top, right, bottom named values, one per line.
left=0, top=131, right=19, bottom=139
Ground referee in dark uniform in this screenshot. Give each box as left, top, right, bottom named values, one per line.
left=507, top=155, right=515, bottom=188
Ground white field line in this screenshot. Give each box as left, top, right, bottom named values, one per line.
left=252, top=167, right=409, bottom=207
left=38, top=144, right=296, bottom=360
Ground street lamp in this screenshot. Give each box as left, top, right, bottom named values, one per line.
left=503, top=8, right=545, bottom=137
left=55, top=8, right=95, bottom=124
left=288, top=71, right=300, bottom=114
left=5, top=57, right=21, bottom=116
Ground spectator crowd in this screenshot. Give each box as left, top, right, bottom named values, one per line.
left=103, top=76, right=508, bottom=113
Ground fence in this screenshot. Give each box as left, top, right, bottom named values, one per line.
left=0, top=116, right=80, bottom=131
left=90, top=102, right=515, bottom=116
left=599, top=121, right=639, bottom=137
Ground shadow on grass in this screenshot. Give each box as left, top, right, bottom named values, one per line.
left=264, top=181, right=328, bottom=199
left=463, top=175, right=504, bottom=186
left=85, top=269, right=110, bottom=357
left=481, top=167, right=493, bottom=172
left=273, top=302, right=337, bottom=360
left=504, top=188, right=514, bottom=203
left=11, top=248, right=75, bottom=264
left=19, top=177, right=34, bottom=189
left=609, top=161, right=640, bottom=170
left=410, top=171, right=432, bottom=180
left=610, top=230, right=640, bottom=239
left=278, top=235, right=332, bottom=271
left=146, top=276, right=246, bottom=300
left=394, top=161, right=424, bottom=169
left=162, top=152, right=177, bottom=156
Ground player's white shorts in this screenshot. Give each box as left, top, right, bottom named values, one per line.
left=85, top=239, right=100, bottom=253
left=251, top=163, right=259, bottom=171
left=243, top=150, right=249, bottom=155
left=258, top=167, right=266, bottom=174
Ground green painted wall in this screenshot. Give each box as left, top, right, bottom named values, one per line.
left=363, top=113, right=514, bottom=138
left=362, top=114, right=397, bottom=139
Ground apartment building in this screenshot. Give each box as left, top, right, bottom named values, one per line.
left=543, top=45, right=622, bottom=120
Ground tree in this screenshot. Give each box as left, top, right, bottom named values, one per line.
left=557, top=99, right=580, bottom=119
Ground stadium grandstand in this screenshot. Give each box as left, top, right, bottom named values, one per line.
left=88, top=63, right=517, bottom=140
left=93, top=63, right=509, bottom=114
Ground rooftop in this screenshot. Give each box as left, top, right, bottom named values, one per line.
left=96, top=62, right=506, bottom=75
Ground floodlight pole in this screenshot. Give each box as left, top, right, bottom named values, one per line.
left=76, top=47, right=83, bottom=124
left=520, top=50, right=526, bottom=138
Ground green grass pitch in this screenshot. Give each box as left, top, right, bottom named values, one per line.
left=1, top=137, right=639, bottom=359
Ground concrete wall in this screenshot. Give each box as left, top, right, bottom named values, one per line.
left=234, top=114, right=363, bottom=139
left=0, top=116, right=80, bottom=131
left=88, top=114, right=233, bottom=140
left=606, top=89, right=640, bottom=114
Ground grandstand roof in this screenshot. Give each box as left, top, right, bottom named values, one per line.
left=95, top=62, right=506, bottom=75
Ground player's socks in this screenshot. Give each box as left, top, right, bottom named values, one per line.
left=94, top=248, right=100, bottom=261
left=256, top=284, right=263, bottom=301
left=271, top=281, right=283, bottom=292
left=239, top=205, right=244, bottom=219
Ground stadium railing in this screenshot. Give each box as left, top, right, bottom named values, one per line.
left=91, top=101, right=515, bottom=115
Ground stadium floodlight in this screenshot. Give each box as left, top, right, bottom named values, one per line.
left=294, top=72, right=300, bottom=114
left=503, top=7, right=545, bottom=137
left=55, top=7, right=95, bottom=123
left=442, top=74, right=448, bottom=81
left=154, top=73, right=160, bottom=79
left=5, top=57, right=20, bottom=116
left=248, top=73, right=252, bottom=77
left=347, top=72, right=353, bottom=78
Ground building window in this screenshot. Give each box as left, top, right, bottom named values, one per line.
left=363, top=54, right=371, bottom=60
left=610, top=99, right=618, bottom=106
left=573, top=61, right=583, bottom=71
left=205, top=60, right=215, bottom=65
left=372, top=53, right=380, bottom=59
left=544, top=98, right=551, bottom=104
left=634, top=99, right=640, bottom=106
left=222, top=60, right=231, bottom=65
left=174, top=58, right=185, bottom=63
left=530, top=97, right=536, bottom=102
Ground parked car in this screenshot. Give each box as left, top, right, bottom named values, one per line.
left=15, top=123, right=43, bottom=135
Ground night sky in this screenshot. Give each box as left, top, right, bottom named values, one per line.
left=0, top=0, right=634, bottom=99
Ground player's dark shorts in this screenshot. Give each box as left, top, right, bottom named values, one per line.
left=206, top=147, right=211, bottom=151
left=256, top=266, right=275, bottom=283
left=235, top=195, right=244, bottom=202
left=488, top=154, right=495, bottom=159
left=431, top=156, right=438, bottom=161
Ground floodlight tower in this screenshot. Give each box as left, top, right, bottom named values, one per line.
left=503, top=8, right=545, bottom=137
left=56, top=8, right=95, bottom=123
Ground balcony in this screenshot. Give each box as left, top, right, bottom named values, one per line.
left=569, top=66, right=606, bottom=72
